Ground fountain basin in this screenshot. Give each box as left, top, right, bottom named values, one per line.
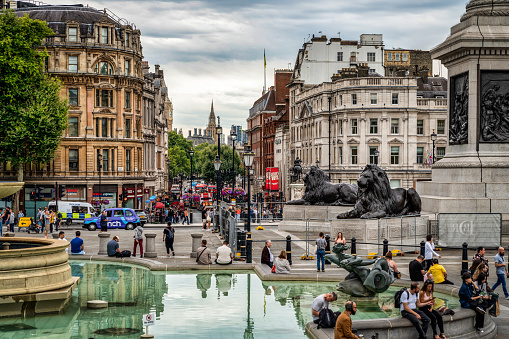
left=0, top=237, right=79, bottom=317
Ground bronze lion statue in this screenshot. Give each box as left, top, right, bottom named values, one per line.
left=337, top=164, right=421, bottom=219
left=287, top=166, right=357, bottom=206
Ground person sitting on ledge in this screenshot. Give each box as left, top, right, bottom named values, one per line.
left=400, top=282, right=431, bottom=339
left=215, top=240, right=233, bottom=265
left=311, top=292, right=338, bottom=324
left=334, top=301, right=360, bottom=339
left=107, top=236, right=123, bottom=257
left=196, top=239, right=212, bottom=265
left=428, top=258, right=454, bottom=285
left=70, top=230, right=85, bottom=255
left=274, top=250, right=291, bottom=274
left=459, top=272, right=488, bottom=333
left=261, top=240, right=273, bottom=268
left=409, top=255, right=427, bottom=282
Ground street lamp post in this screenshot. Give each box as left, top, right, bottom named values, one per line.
left=216, top=119, right=222, bottom=200
left=328, top=94, right=331, bottom=178
left=166, top=158, right=171, bottom=193
left=374, top=148, right=379, bottom=165
left=213, top=155, right=222, bottom=232
left=98, top=153, right=103, bottom=211
left=231, top=129, right=237, bottom=191
left=243, top=144, right=255, bottom=264
left=189, top=148, right=194, bottom=223
left=431, top=129, right=437, bottom=164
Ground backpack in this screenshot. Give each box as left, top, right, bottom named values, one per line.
left=317, top=308, right=337, bottom=329
left=120, top=250, right=131, bottom=257
left=394, top=288, right=409, bottom=309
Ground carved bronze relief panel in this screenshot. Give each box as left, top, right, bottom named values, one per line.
left=480, top=71, right=509, bottom=143
left=449, top=72, right=469, bottom=145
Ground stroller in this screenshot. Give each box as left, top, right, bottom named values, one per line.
left=27, top=218, right=40, bottom=234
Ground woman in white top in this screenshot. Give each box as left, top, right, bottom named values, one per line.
left=274, top=250, right=291, bottom=274
left=425, top=235, right=441, bottom=270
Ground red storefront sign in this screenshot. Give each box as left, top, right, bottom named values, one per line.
left=126, top=188, right=135, bottom=198
left=137, top=188, right=143, bottom=197
left=144, top=188, right=150, bottom=194
left=265, top=167, right=279, bottom=191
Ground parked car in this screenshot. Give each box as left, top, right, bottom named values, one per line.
left=134, top=209, right=148, bottom=225
left=83, top=208, right=140, bottom=231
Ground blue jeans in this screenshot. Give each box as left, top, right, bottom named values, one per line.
left=317, top=249, right=325, bottom=270
left=0, top=221, right=3, bottom=236
left=492, top=273, right=509, bottom=297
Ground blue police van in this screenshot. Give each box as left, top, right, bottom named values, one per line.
left=83, top=208, right=140, bottom=231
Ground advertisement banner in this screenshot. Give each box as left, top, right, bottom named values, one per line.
left=438, top=213, right=501, bottom=248
left=265, top=167, right=279, bottom=191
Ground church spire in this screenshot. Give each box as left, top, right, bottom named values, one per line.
left=209, top=99, right=215, bottom=124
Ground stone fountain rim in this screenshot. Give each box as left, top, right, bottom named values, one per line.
left=0, top=237, right=70, bottom=259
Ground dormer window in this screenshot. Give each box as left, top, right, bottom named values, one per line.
left=94, top=61, right=113, bottom=75
left=126, top=32, right=130, bottom=47
left=68, top=27, right=77, bottom=42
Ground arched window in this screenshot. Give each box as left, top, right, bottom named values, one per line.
left=94, top=61, right=114, bottom=75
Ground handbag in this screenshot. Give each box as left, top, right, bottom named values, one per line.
left=271, top=265, right=276, bottom=273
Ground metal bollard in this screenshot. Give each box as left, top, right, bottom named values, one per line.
left=351, top=237, right=357, bottom=256
left=420, top=241, right=425, bottom=256
left=246, top=232, right=252, bottom=263
left=325, top=234, right=331, bottom=264
left=383, top=239, right=388, bottom=257
left=461, top=242, right=468, bottom=275
left=286, top=235, right=292, bottom=265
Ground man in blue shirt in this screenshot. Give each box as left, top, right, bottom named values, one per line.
left=491, top=247, right=509, bottom=299
left=70, top=231, right=85, bottom=255
left=107, top=236, right=121, bottom=257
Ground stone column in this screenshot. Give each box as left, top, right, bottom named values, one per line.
left=98, top=233, right=110, bottom=255
left=190, top=233, right=203, bottom=258
left=144, top=233, right=157, bottom=258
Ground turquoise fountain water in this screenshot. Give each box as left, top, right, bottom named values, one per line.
left=0, top=262, right=460, bottom=339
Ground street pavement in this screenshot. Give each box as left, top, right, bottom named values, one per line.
left=10, top=218, right=509, bottom=338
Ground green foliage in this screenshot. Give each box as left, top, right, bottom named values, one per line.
left=0, top=11, right=68, bottom=168
left=193, top=143, right=244, bottom=184
left=167, top=131, right=194, bottom=177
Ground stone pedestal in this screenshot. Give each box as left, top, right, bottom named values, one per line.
left=144, top=233, right=157, bottom=258
left=417, top=0, right=509, bottom=214
left=190, top=233, right=203, bottom=258
left=98, top=233, right=110, bottom=255
left=290, top=183, right=305, bottom=201
left=279, top=205, right=351, bottom=232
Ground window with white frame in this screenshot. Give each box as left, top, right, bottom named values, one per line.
left=437, top=120, right=445, bottom=135
left=392, top=93, right=399, bottom=105
left=68, top=27, right=77, bottom=42
left=69, top=149, right=79, bottom=171
left=391, top=118, right=399, bottom=134
left=337, top=52, right=343, bottom=61
left=126, top=32, right=131, bottom=47
left=101, top=27, right=108, bottom=44
left=391, top=146, right=400, bottom=164
left=417, top=120, right=424, bottom=135
left=125, top=60, right=131, bottom=76
left=417, top=147, right=424, bottom=164
left=351, top=119, right=358, bottom=134
left=395, top=53, right=400, bottom=61
left=437, top=147, right=445, bottom=160
left=387, top=53, right=392, bottom=61
left=370, top=93, right=377, bottom=105
left=402, top=53, right=408, bottom=61
left=351, top=94, right=357, bottom=105
left=369, top=146, right=378, bottom=164
left=68, top=88, right=78, bottom=106
left=369, top=119, right=378, bottom=134
left=351, top=147, right=358, bottom=165
left=68, top=55, right=78, bottom=73
left=367, top=52, right=376, bottom=62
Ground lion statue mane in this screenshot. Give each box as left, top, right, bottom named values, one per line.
left=287, top=166, right=358, bottom=206
left=337, top=164, right=421, bottom=219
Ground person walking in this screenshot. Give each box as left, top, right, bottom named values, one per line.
left=37, top=207, right=43, bottom=231
left=205, top=208, right=212, bottom=230
left=418, top=280, right=446, bottom=339
left=163, top=222, right=175, bottom=257
left=43, top=208, right=50, bottom=238
left=316, top=232, right=327, bottom=272
left=425, top=235, right=441, bottom=270
left=132, top=223, right=144, bottom=257
left=8, top=207, right=15, bottom=232
left=49, top=210, right=56, bottom=233
left=491, top=246, right=509, bottom=300
left=99, top=210, right=109, bottom=233
left=1, top=207, right=10, bottom=235
left=201, top=209, right=207, bottom=230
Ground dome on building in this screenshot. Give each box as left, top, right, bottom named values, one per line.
left=461, top=0, right=509, bottom=21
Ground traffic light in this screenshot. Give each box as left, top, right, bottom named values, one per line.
left=36, top=186, right=44, bottom=199
left=59, top=185, right=66, bottom=198
left=118, top=193, right=124, bottom=202
left=122, top=188, right=128, bottom=202
left=30, top=191, right=36, bottom=200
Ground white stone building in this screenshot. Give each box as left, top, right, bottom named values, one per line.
left=288, top=75, right=449, bottom=188
left=292, top=34, right=385, bottom=85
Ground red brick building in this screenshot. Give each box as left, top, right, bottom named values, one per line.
left=246, top=69, right=292, bottom=194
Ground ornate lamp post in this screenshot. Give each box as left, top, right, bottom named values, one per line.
left=98, top=152, right=103, bottom=211
left=374, top=148, right=379, bottom=165
left=213, top=154, right=222, bottom=231
left=216, top=120, right=222, bottom=199
left=243, top=145, right=255, bottom=263
left=189, top=149, right=194, bottom=194
left=166, top=158, right=171, bottom=193
left=230, top=129, right=237, bottom=191
left=431, top=129, right=437, bottom=164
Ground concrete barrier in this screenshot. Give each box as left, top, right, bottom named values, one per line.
left=144, top=233, right=157, bottom=258
left=98, top=233, right=110, bottom=255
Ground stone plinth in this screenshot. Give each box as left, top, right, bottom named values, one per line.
left=144, top=233, right=157, bottom=258
left=97, top=233, right=110, bottom=255
left=417, top=0, right=509, bottom=214
left=190, top=233, right=203, bottom=258
left=279, top=205, right=351, bottom=233
left=290, top=183, right=305, bottom=201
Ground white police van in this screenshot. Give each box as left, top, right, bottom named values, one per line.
left=48, top=201, right=95, bottom=226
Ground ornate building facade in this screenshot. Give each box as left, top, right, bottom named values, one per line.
left=8, top=5, right=170, bottom=214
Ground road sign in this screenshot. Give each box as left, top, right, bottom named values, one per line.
left=143, top=313, right=155, bottom=326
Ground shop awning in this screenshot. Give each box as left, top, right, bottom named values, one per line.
left=155, top=202, right=165, bottom=209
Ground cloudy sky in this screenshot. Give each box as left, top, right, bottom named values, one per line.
left=52, top=0, right=466, bottom=132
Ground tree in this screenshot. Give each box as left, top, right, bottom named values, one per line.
left=167, top=131, right=193, bottom=178
left=193, top=143, right=244, bottom=184
left=0, top=11, right=69, bottom=212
